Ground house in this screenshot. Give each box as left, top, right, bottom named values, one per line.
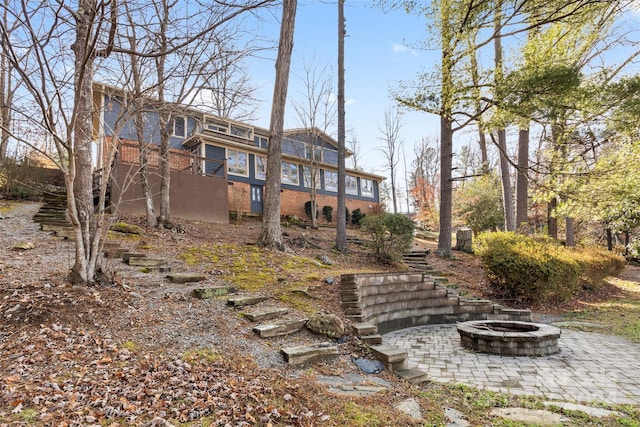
left=93, top=83, right=384, bottom=223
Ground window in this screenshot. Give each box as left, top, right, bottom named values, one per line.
left=346, top=175, right=358, bottom=195
left=303, top=166, right=320, bottom=188
left=230, top=124, right=252, bottom=140
left=172, top=116, right=186, bottom=138
left=205, top=118, right=228, bottom=133
left=281, top=161, right=299, bottom=185
left=324, top=170, right=338, bottom=192
left=255, top=156, right=267, bottom=180
left=361, top=178, right=374, bottom=197
left=254, top=135, right=268, bottom=149
left=227, top=148, right=248, bottom=176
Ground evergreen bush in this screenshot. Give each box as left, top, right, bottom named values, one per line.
left=361, top=213, right=415, bottom=262
left=322, top=205, right=333, bottom=222
left=474, top=231, right=625, bottom=304
left=351, top=208, right=366, bottom=225
left=304, top=201, right=318, bottom=220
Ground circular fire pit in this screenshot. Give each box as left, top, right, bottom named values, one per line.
left=457, top=320, right=561, bottom=356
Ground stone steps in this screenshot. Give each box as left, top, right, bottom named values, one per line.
left=242, top=307, right=289, bottom=322
left=281, top=342, right=339, bottom=365
left=253, top=319, right=308, bottom=338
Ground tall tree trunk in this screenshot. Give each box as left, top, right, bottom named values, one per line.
left=69, top=1, right=98, bottom=283
left=156, top=1, right=171, bottom=227
left=497, top=130, right=515, bottom=231
left=257, top=0, right=297, bottom=250
left=438, top=115, right=453, bottom=257
left=335, top=0, right=347, bottom=251
left=494, top=9, right=515, bottom=232
left=515, top=125, right=529, bottom=229
left=390, top=171, right=397, bottom=213
left=158, top=118, right=171, bottom=226
left=548, top=197, right=558, bottom=239
left=565, top=217, right=575, bottom=246
left=437, top=0, right=454, bottom=257
left=138, top=143, right=157, bottom=227
left=0, top=5, right=10, bottom=163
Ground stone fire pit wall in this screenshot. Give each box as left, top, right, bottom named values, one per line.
left=340, top=272, right=532, bottom=334
left=457, top=321, right=561, bottom=356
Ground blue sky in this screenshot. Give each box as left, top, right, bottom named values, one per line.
left=246, top=1, right=640, bottom=211
left=248, top=1, right=441, bottom=185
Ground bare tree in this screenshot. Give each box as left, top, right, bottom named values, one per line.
left=257, top=0, right=297, bottom=250
left=0, top=1, right=118, bottom=284
left=378, top=108, right=403, bottom=214
left=347, top=128, right=362, bottom=171
left=335, top=0, right=347, bottom=252
left=0, top=0, right=19, bottom=163
left=291, top=60, right=337, bottom=229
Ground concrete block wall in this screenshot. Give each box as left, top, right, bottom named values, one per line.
left=341, top=272, right=531, bottom=334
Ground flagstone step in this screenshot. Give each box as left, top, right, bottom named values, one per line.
left=252, top=318, right=308, bottom=338
left=281, top=342, right=339, bottom=365
left=192, top=286, right=233, bottom=299
left=140, top=266, right=172, bottom=273
left=370, top=344, right=408, bottom=372
left=125, top=257, right=167, bottom=267
left=227, top=295, right=269, bottom=307
left=397, top=368, right=429, bottom=384
left=242, top=307, right=289, bottom=322
left=360, top=334, right=383, bottom=345
left=166, top=272, right=206, bottom=284
left=352, top=322, right=378, bottom=336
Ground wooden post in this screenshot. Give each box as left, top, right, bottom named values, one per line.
left=455, top=228, right=473, bottom=253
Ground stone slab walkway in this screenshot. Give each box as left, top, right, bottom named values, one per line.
left=384, top=324, right=640, bottom=405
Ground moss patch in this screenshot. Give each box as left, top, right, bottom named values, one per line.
left=110, top=222, right=145, bottom=235
left=179, top=244, right=324, bottom=291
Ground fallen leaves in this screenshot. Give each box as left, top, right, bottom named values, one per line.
left=0, top=323, right=335, bottom=425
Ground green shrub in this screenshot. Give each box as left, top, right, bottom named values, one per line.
left=454, top=173, right=504, bottom=234
left=345, top=207, right=351, bottom=225
left=361, top=213, right=415, bottom=262
left=474, top=231, right=625, bottom=304
left=351, top=208, right=366, bottom=225
left=322, top=205, right=333, bottom=222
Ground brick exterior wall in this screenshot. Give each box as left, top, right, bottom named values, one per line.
left=228, top=182, right=382, bottom=222
left=107, top=138, right=193, bottom=171
left=279, top=188, right=382, bottom=223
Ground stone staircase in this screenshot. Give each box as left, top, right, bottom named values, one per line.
left=33, top=189, right=75, bottom=240
left=402, top=250, right=431, bottom=271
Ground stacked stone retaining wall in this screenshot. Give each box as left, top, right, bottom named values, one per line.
left=341, top=272, right=531, bottom=334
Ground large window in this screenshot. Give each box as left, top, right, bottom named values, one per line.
left=346, top=175, right=358, bottom=195
left=227, top=148, right=248, bottom=176
left=361, top=178, right=374, bottom=197
left=281, top=161, right=299, bottom=185
left=255, top=156, right=267, bottom=180
left=172, top=116, right=186, bottom=138
left=324, top=170, right=338, bottom=192
left=305, top=146, right=322, bottom=162
left=303, top=166, right=321, bottom=188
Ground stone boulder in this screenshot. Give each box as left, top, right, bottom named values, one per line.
left=13, top=242, right=35, bottom=251
left=307, top=313, right=345, bottom=338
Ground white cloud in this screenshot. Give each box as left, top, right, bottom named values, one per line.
left=392, top=43, right=418, bottom=57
